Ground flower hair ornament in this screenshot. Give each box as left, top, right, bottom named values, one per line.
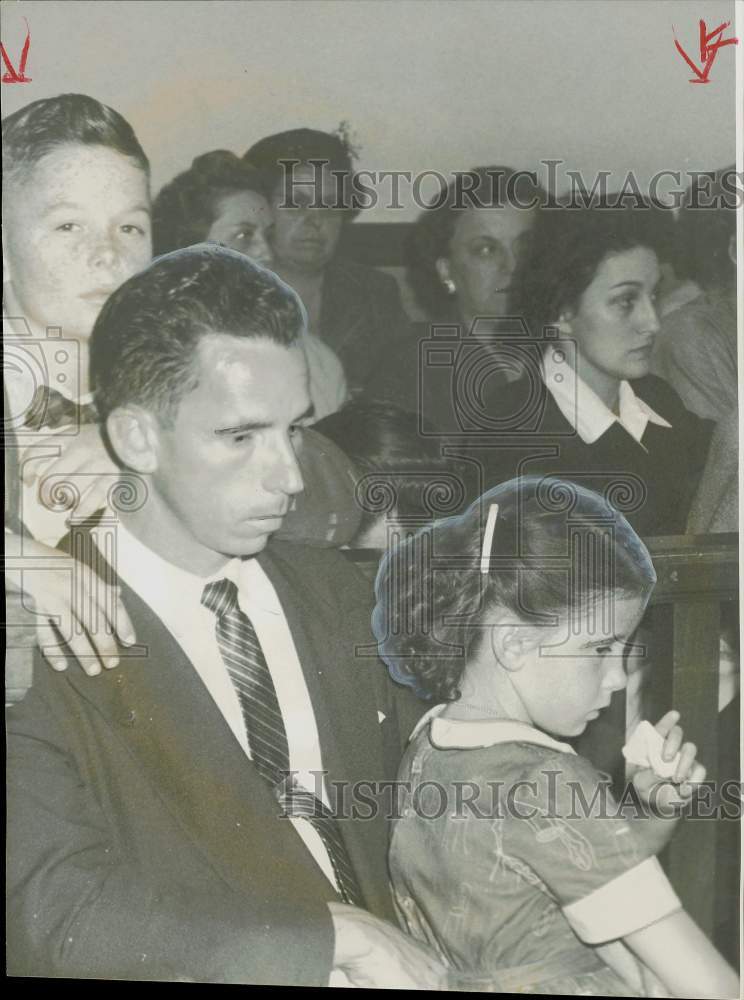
left=479, top=503, right=500, bottom=574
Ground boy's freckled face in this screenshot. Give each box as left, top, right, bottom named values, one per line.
left=3, top=144, right=152, bottom=341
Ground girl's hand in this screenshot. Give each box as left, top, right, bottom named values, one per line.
left=629, top=711, right=707, bottom=814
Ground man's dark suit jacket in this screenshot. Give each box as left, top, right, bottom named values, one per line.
left=7, top=537, right=424, bottom=984
left=319, top=259, right=410, bottom=395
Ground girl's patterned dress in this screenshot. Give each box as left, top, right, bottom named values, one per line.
left=389, top=706, right=682, bottom=995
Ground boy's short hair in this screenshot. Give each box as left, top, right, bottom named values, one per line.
left=90, top=244, right=305, bottom=425
left=2, top=93, right=149, bottom=191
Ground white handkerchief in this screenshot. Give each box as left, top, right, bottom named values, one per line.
left=622, top=720, right=681, bottom=779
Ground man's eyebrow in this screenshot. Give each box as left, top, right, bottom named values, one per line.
left=609, top=280, right=643, bottom=289
left=214, top=420, right=269, bottom=436
left=214, top=405, right=314, bottom=437
left=583, top=634, right=622, bottom=647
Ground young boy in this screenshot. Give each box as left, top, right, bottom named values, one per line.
left=3, top=94, right=152, bottom=684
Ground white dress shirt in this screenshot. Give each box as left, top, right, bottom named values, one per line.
left=92, top=515, right=339, bottom=890
left=542, top=346, right=672, bottom=447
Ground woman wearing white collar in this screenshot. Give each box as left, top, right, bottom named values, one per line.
left=372, top=478, right=737, bottom=998
left=476, top=199, right=714, bottom=541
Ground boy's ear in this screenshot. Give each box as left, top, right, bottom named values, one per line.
left=106, top=406, right=160, bottom=475
left=490, top=623, right=545, bottom=673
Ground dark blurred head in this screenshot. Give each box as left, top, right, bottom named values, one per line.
left=675, top=166, right=738, bottom=291
left=244, top=127, right=358, bottom=273
left=407, top=166, right=545, bottom=322
left=152, top=150, right=273, bottom=263
left=314, top=400, right=464, bottom=547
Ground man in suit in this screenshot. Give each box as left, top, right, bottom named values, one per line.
left=6, top=245, right=440, bottom=986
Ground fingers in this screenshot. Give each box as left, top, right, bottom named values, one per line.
left=37, top=622, right=107, bottom=676
left=654, top=710, right=680, bottom=739
left=113, top=596, right=137, bottom=647
left=72, top=478, right=112, bottom=520
left=661, top=723, right=683, bottom=762
left=36, top=579, right=130, bottom=674
left=22, top=449, right=62, bottom=486
left=89, top=581, right=136, bottom=650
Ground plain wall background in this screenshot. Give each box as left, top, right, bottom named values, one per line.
left=0, top=0, right=738, bottom=219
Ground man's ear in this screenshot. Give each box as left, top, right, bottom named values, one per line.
left=106, top=406, right=160, bottom=475
left=490, top=623, right=544, bottom=673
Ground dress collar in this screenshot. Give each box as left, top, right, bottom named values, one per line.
left=542, top=346, right=672, bottom=445
left=410, top=703, right=575, bottom=755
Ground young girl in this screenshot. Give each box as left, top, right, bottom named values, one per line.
left=372, top=476, right=738, bottom=998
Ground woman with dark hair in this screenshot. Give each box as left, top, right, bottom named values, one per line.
left=152, top=150, right=273, bottom=262
left=473, top=200, right=720, bottom=791
left=479, top=200, right=714, bottom=539
left=243, top=127, right=411, bottom=395
left=373, top=476, right=737, bottom=997
left=365, top=167, right=545, bottom=427
left=152, top=150, right=347, bottom=420
left=407, top=166, right=544, bottom=328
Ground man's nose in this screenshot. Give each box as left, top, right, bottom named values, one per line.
left=265, top=438, right=304, bottom=497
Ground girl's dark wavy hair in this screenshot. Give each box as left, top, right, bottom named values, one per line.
left=372, top=476, right=656, bottom=703
left=406, top=165, right=547, bottom=318
left=509, top=198, right=668, bottom=337
left=152, top=150, right=270, bottom=256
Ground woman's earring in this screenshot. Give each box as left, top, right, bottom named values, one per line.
left=443, top=278, right=457, bottom=295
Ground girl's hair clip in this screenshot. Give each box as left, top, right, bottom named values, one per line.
left=480, top=503, right=499, bottom=574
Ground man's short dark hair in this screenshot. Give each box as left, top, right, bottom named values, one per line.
left=91, top=244, right=305, bottom=424
left=2, top=93, right=149, bottom=190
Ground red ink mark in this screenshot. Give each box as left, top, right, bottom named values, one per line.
left=1, top=18, right=32, bottom=83
left=673, top=18, right=738, bottom=84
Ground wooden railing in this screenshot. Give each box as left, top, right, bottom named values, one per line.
left=643, top=533, right=739, bottom=952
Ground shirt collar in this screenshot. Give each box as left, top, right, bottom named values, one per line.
left=410, top=704, right=575, bottom=755
left=92, top=512, right=282, bottom=621
left=92, top=512, right=239, bottom=623
left=542, top=347, right=672, bottom=444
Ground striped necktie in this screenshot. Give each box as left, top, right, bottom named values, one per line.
left=201, top=577, right=365, bottom=907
